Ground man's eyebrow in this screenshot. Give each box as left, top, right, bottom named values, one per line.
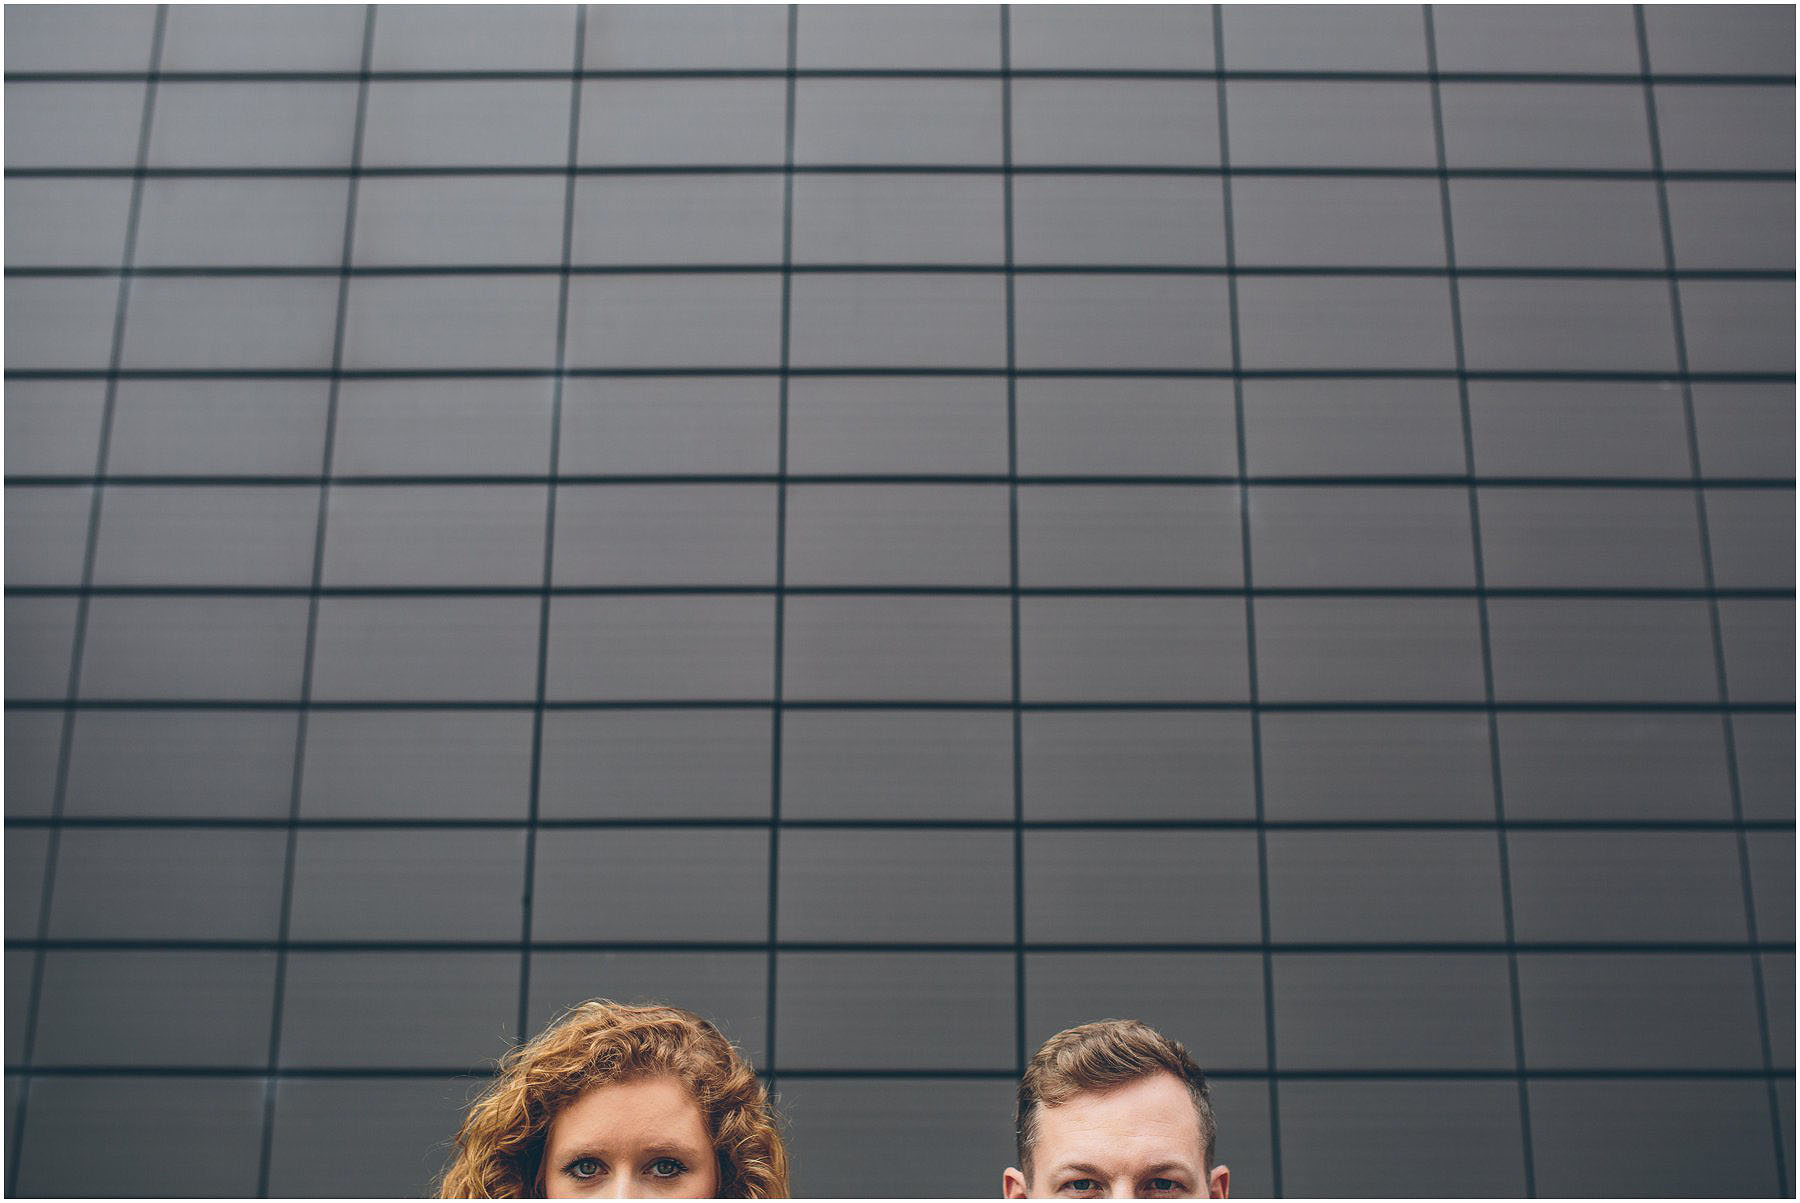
left=1049, top=1163, right=1106, bottom=1179
left=1139, top=1162, right=1198, bottom=1179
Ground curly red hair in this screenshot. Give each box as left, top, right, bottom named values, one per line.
left=438, top=1000, right=787, bottom=1198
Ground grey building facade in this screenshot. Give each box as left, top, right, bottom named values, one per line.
left=4, top=3, right=1796, bottom=1196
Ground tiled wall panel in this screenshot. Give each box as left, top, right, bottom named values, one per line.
left=4, top=4, right=1792, bottom=1198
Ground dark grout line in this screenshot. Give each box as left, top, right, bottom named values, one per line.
left=1424, top=8, right=1536, bottom=1194
left=6, top=66, right=1794, bottom=83
left=8, top=938, right=1794, bottom=955
left=1633, top=9, right=1791, bottom=1198
left=8, top=698, right=1795, bottom=715
left=1000, top=2, right=1031, bottom=1085
left=7, top=473, right=1797, bottom=489
left=8, top=164, right=1797, bottom=182
left=4, top=1063, right=1794, bottom=1081
left=10, top=263, right=1795, bottom=280
left=8, top=585, right=1795, bottom=601
left=512, top=0, right=589, bottom=1065
left=252, top=8, right=376, bottom=1196
left=3, top=10, right=168, bottom=1195
left=763, top=2, right=801, bottom=1100
left=10, top=366, right=1796, bottom=383
left=1212, top=9, right=1285, bottom=1196
left=6, top=817, right=1796, bottom=833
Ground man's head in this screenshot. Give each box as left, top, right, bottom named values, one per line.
left=1003, top=1020, right=1227, bottom=1200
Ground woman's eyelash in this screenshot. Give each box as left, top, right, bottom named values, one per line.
left=562, top=1156, right=603, bottom=1179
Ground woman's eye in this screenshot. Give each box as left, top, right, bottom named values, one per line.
left=648, top=1158, right=688, bottom=1179
left=565, top=1157, right=603, bottom=1181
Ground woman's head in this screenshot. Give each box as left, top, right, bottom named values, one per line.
left=438, top=1001, right=788, bottom=1199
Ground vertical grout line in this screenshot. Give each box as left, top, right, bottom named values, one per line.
left=516, top=0, right=589, bottom=1056
left=765, top=1, right=798, bottom=1095
left=255, top=8, right=377, bottom=1196
left=1632, top=9, right=1789, bottom=1195
left=1000, top=3, right=1027, bottom=1081
left=1210, top=8, right=1282, bottom=1195
left=1421, top=7, right=1537, bottom=1195
left=5, top=9, right=167, bottom=1195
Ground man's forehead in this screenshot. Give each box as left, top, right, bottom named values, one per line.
left=1035, top=1073, right=1206, bottom=1167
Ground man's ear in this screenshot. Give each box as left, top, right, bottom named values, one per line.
left=1208, top=1163, right=1230, bottom=1199
left=1003, top=1166, right=1030, bottom=1199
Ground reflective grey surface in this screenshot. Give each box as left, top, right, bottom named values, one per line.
left=276, top=951, right=519, bottom=1070
left=266, top=1077, right=469, bottom=1197
left=4, top=3, right=1793, bottom=1199
left=775, top=952, right=1016, bottom=1071
left=526, top=950, right=769, bottom=1063
left=786, top=483, right=1010, bottom=586
left=1264, top=830, right=1507, bottom=942
left=1017, top=377, right=1241, bottom=475
left=779, top=1077, right=1017, bottom=1197
left=33, top=950, right=279, bottom=1068
left=14, top=1076, right=266, bottom=1197
left=286, top=828, right=527, bottom=941
left=782, top=709, right=1014, bottom=820
left=1530, top=1080, right=1783, bottom=1197
left=300, top=709, right=533, bottom=820
left=1259, top=712, right=1493, bottom=821
left=1271, top=954, right=1518, bottom=1070
left=1277, top=1079, right=1529, bottom=1198
left=65, top=710, right=300, bottom=819
left=1018, top=484, right=1243, bottom=587
left=157, top=4, right=366, bottom=72
left=528, top=828, right=769, bottom=942
left=537, top=709, right=773, bottom=819
left=1021, top=711, right=1255, bottom=821
left=1024, top=951, right=1268, bottom=1070
left=1432, top=3, right=1637, bottom=73
left=1025, top=830, right=1263, bottom=942
left=797, top=4, right=1001, bottom=70
left=778, top=829, right=1013, bottom=943
left=1013, top=175, right=1225, bottom=266
left=1466, top=380, right=1694, bottom=478
left=47, top=829, right=287, bottom=940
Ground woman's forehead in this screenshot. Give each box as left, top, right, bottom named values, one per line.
left=546, top=1075, right=712, bottom=1154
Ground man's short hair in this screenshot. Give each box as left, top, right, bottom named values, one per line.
left=1015, top=1019, right=1216, bottom=1176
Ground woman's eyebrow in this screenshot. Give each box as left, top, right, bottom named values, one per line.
left=549, top=1144, right=605, bottom=1159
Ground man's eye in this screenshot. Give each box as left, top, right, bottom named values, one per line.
left=1062, top=1180, right=1100, bottom=1195
left=648, top=1158, right=688, bottom=1179
left=565, top=1157, right=603, bottom=1181
left=1147, top=1178, right=1183, bottom=1194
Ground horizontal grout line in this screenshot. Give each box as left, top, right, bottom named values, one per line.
left=9, top=817, right=1792, bottom=833
left=6, top=585, right=1796, bottom=601
left=6, top=164, right=1796, bottom=182
left=2, top=1065, right=1793, bottom=1082
left=775, top=1067, right=1800, bottom=1082
left=8, top=368, right=1797, bottom=384
left=8, top=475, right=1796, bottom=491
left=0, top=1065, right=1793, bottom=1084
left=8, top=699, right=1795, bottom=714
left=8, top=264, right=1794, bottom=281
left=5, top=68, right=1796, bottom=85
left=3, top=1065, right=503, bottom=1079
left=7, top=939, right=1793, bottom=955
